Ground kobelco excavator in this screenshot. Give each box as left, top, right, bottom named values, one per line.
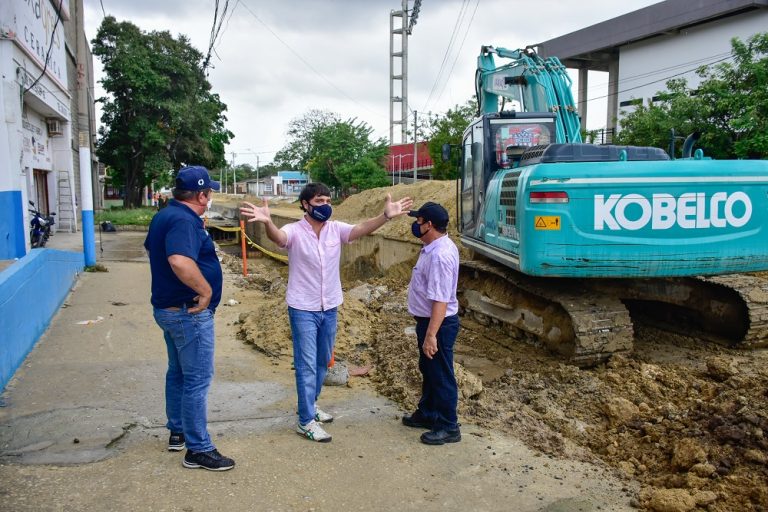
left=451, top=46, right=768, bottom=365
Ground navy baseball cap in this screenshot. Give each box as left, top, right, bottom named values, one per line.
left=408, top=201, right=449, bottom=229
left=175, top=166, right=220, bottom=192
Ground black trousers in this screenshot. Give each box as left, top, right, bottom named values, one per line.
left=414, top=314, right=460, bottom=430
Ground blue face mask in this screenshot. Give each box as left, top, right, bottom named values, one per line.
left=308, top=203, right=332, bottom=222
left=411, top=220, right=425, bottom=238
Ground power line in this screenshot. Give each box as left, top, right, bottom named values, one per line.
left=421, top=0, right=470, bottom=111
left=238, top=1, right=384, bottom=119
left=432, top=0, right=480, bottom=107
left=582, top=51, right=733, bottom=93
left=203, top=0, right=232, bottom=72
left=586, top=54, right=733, bottom=103
left=23, top=0, right=64, bottom=96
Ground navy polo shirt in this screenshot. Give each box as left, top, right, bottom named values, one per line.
left=144, top=200, right=223, bottom=311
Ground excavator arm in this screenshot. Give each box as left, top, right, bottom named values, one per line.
left=476, top=46, right=582, bottom=143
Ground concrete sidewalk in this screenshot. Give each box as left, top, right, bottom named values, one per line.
left=0, top=232, right=637, bottom=512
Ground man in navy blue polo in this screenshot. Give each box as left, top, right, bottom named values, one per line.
left=144, top=165, right=235, bottom=471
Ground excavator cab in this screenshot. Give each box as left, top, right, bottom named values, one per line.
left=459, top=112, right=556, bottom=237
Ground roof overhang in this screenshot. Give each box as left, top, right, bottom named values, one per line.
left=536, top=0, right=768, bottom=71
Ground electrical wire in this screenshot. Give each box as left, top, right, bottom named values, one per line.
left=238, top=1, right=385, bottom=119
left=203, top=0, right=232, bottom=72
left=586, top=54, right=733, bottom=103
left=421, top=0, right=470, bottom=111
left=22, top=0, right=64, bottom=96
left=581, top=51, right=733, bottom=93
left=431, top=0, right=480, bottom=107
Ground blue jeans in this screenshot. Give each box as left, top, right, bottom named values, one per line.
left=153, top=306, right=215, bottom=453
left=288, top=307, right=337, bottom=426
left=415, top=314, right=460, bottom=430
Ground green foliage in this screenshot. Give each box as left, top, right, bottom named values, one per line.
left=274, top=110, right=340, bottom=170
left=305, top=119, right=389, bottom=193
left=425, top=99, right=477, bottom=179
left=92, top=16, right=233, bottom=207
left=276, top=111, right=389, bottom=193
left=95, top=206, right=157, bottom=226
left=616, top=32, right=768, bottom=159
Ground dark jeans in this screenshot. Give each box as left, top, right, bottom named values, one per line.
left=415, top=314, right=460, bottom=430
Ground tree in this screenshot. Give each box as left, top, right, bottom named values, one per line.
left=616, top=32, right=768, bottom=159
left=304, top=119, right=390, bottom=194
left=273, top=109, right=340, bottom=170
left=92, top=16, right=233, bottom=207
left=425, top=99, right=477, bottom=179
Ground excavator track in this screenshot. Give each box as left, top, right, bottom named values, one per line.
left=699, top=274, right=768, bottom=347
left=460, top=259, right=768, bottom=365
left=459, top=260, right=633, bottom=367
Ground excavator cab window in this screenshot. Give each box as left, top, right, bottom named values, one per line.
left=491, top=119, right=553, bottom=170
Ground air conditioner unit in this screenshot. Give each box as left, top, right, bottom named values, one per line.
left=46, top=118, right=63, bottom=137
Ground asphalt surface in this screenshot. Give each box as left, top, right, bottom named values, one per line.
left=0, top=230, right=637, bottom=512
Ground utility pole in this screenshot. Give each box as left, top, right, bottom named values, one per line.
left=413, top=110, right=418, bottom=182
left=256, top=155, right=260, bottom=196
left=389, top=0, right=421, bottom=145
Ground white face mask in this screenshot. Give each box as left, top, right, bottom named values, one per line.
left=206, top=197, right=213, bottom=210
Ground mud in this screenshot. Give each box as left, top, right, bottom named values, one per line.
left=229, top=182, right=768, bottom=512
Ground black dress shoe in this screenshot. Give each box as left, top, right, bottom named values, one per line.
left=402, top=411, right=434, bottom=429
left=420, top=428, right=461, bottom=445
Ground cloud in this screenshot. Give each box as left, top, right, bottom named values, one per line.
left=85, top=0, right=659, bottom=166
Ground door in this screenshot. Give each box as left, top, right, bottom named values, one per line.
left=33, top=170, right=49, bottom=214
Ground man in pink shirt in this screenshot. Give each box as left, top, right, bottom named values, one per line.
left=241, top=183, right=412, bottom=442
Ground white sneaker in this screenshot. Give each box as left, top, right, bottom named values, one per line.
left=315, top=407, right=333, bottom=423
left=297, top=420, right=332, bottom=443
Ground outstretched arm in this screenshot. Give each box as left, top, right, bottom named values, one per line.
left=240, top=199, right=288, bottom=247
left=349, top=194, right=413, bottom=242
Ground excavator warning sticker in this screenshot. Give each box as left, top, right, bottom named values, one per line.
left=534, top=216, right=561, bottom=230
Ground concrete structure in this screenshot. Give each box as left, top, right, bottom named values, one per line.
left=536, top=0, right=768, bottom=137
left=0, top=0, right=98, bottom=259
left=0, top=248, right=82, bottom=390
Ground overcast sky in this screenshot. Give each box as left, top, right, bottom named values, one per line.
left=82, top=0, right=660, bottom=169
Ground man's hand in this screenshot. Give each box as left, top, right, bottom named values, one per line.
left=240, top=199, right=271, bottom=223
left=188, top=292, right=212, bottom=314
left=422, top=333, right=438, bottom=359
left=384, top=193, right=413, bottom=220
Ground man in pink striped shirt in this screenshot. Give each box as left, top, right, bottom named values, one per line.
left=241, top=183, right=412, bottom=442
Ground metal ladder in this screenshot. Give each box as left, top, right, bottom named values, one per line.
left=57, top=170, right=77, bottom=232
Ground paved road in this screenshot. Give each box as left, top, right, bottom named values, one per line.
left=0, top=231, right=637, bottom=512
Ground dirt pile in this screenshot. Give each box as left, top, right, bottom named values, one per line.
left=227, top=181, right=768, bottom=512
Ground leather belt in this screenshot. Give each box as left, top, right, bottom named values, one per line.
left=164, top=300, right=198, bottom=311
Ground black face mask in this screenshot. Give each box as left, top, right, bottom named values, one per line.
left=411, top=221, right=427, bottom=238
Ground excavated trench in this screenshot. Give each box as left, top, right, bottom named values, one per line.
left=217, top=186, right=768, bottom=511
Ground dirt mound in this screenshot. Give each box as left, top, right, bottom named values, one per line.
left=334, top=181, right=459, bottom=241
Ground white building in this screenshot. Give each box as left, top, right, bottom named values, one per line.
left=537, top=0, right=768, bottom=139
left=0, top=0, right=97, bottom=259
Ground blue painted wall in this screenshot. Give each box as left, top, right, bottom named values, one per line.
left=0, top=249, right=83, bottom=391
left=0, top=190, right=26, bottom=259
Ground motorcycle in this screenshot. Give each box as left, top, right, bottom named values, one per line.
left=29, top=200, right=55, bottom=248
